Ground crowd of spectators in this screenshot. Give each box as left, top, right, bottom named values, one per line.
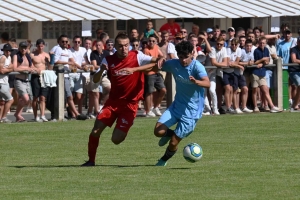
left=1, top=20, right=300, bottom=123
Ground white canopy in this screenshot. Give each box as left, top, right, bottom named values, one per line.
left=0, top=0, right=299, bottom=21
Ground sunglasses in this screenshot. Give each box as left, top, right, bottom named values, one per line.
left=133, top=44, right=139, bottom=46
left=175, top=38, right=182, bottom=40
left=148, top=40, right=156, bottom=43
left=107, top=44, right=114, bottom=46
left=61, top=40, right=68, bottom=43
left=217, top=43, right=224, bottom=46
left=231, top=44, right=237, bottom=46
left=73, top=41, right=80, bottom=44
left=181, top=31, right=187, bottom=33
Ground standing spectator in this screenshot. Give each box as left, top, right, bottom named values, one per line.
left=92, top=28, right=103, bottom=49
left=93, top=32, right=109, bottom=51
left=131, top=39, right=141, bottom=51
left=206, top=28, right=214, bottom=40
left=103, top=39, right=116, bottom=55
left=159, top=19, right=181, bottom=41
left=191, top=24, right=200, bottom=36
left=158, top=31, right=177, bottom=60
left=30, top=39, right=51, bottom=122
left=209, top=37, right=229, bottom=114
left=251, top=37, right=281, bottom=113
left=289, top=37, right=300, bottom=111
left=236, top=27, right=246, bottom=37
left=239, top=36, right=246, bottom=49
left=174, top=32, right=184, bottom=45
left=180, top=28, right=188, bottom=41
left=253, top=27, right=262, bottom=40
left=54, top=35, right=87, bottom=120
left=13, top=41, right=35, bottom=122
left=0, top=43, right=14, bottom=123
left=143, top=35, right=165, bottom=117
left=69, top=36, right=87, bottom=115
left=189, top=34, right=198, bottom=60
left=84, top=37, right=92, bottom=64
left=140, top=21, right=160, bottom=40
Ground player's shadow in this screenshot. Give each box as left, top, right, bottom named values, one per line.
left=169, top=167, right=191, bottom=170
left=9, top=164, right=156, bottom=168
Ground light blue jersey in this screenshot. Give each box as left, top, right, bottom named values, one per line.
left=277, top=40, right=293, bottom=69
left=158, top=59, right=208, bottom=138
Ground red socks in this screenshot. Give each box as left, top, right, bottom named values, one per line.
left=88, top=135, right=100, bottom=163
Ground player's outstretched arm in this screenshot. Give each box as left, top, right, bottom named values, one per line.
left=189, top=76, right=210, bottom=88
left=93, top=63, right=107, bottom=83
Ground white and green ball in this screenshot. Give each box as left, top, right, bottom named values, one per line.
left=183, top=143, right=203, bottom=163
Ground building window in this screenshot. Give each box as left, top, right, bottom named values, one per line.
left=280, top=16, right=300, bottom=33
left=42, top=21, right=82, bottom=39
left=0, top=22, right=24, bottom=39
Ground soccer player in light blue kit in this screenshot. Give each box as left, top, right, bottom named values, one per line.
left=154, top=41, right=210, bottom=166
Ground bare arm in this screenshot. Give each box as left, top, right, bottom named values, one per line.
left=91, top=60, right=99, bottom=71
left=158, top=48, right=164, bottom=58
left=211, top=57, right=229, bottom=68
left=189, top=76, right=210, bottom=88
left=13, top=55, right=31, bottom=72
left=291, top=53, right=300, bottom=64
left=169, top=53, right=176, bottom=59
left=139, top=32, right=145, bottom=40
left=153, top=30, right=161, bottom=40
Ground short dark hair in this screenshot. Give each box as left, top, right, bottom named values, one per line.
left=214, top=25, right=220, bottom=30
left=99, top=32, right=108, bottom=41
left=245, top=39, right=253, bottom=45
left=239, top=36, right=246, bottom=40
left=36, top=39, right=45, bottom=45
left=115, top=32, right=129, bottom=44
left=198, top=31, right=205, bottom=36
left=1, top=32, right=9, bottom=41
left=58, top=34, right=68, bottom=42
left=73, top=35, right=81, bottom=41
left=84, top=37, right=92, bottom=42
left=221, top=30, right=227, bottom=34
left=236, top=27, right=245, bottom=32
left=253, top=27, right=262, bottom=33
left=10, top=38, right=16, bottom=42
left=148, top=34, right=157, bottom=40
left=175, top=41, right=194, bottom=56
left=131, top=38, right=140, bottom=43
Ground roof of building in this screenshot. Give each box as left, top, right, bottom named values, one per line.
left=0, top=0, right=299, bottom=21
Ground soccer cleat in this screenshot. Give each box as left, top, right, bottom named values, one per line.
left=155, top=159, right=167, bottom=166
left=158, top=136, right=171, bottom=147
left=81, top=161, right=95, bottom=167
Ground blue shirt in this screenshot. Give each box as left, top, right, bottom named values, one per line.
left=253, top=47, right=269, bottom=77
left=277, top=40, right=293, bottom=69
left=289, top=46, right=300, bottom=72
left=162, top=59, right=207, bottom=119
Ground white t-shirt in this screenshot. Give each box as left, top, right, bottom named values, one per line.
left=167, top=42, right=178, bottom=59
left=226, top=47, right=242, bottom=74
left=0, top=55, right=11, bottom=84
left=54, top=46, right=72, bottom=77
left=50, top=44, right=60, bottom=54
left=240, top=47, right=256, bottom=62
left=266, top=45, right=277, bottom=65
left=209, top=47, right=229, bottom=77
left=97, top=51, right=152, bottom=73
left=0, top=43, right=4, bottom=56
left=69, top=47, right=86, bottom=65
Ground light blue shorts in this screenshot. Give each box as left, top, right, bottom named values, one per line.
left=158, top=108, right=198, bottom=139
left=265, top=70, right=273, bottom=88
left=289, top=72, right=300, bottom=86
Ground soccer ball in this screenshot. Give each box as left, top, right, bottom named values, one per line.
left=183, top=143, right=203, bottom=163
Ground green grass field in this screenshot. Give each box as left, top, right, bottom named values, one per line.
left=1, top=113, right=300, bottom=200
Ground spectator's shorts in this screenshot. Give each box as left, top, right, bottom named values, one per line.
left=234, top=74, right=247, bottom=89
left=251, top=74, right=267, bottom=88
left=8, top=75, right=15, bottom=88
left=289, top=72, right=300, bottom=86
left=31, top=74, right=49, bottom=98
left=0, top=83, right=13, bottom=101
left=14, top=79, right=31, bottom=97
left=74, top=75, right=86, bottom=94
left=64, top=77, right=72, bottom=98
left=265, top=70, right=273, bottom=88
left=222, top=72, right=237, bottom=90
left=144, top=73, right=165, bottom=94
left=86, top=75, right=100, bottom=93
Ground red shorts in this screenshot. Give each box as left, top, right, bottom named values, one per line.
left=97, top=99, right=139, bottom=133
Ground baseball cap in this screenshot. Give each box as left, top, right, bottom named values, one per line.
left=206, top=28, right=213, bottom=33
left=19, top=41, right=28, bottom=47
left=175, top=32, right=183, bottom=39
left=106, top=39, right=114, bottom=44
left=1, top=43, right=12, bottom=51
left=228, top=27, right=235, bottom=32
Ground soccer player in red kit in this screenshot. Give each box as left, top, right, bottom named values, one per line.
left=81, top=33, right=164, bottom=166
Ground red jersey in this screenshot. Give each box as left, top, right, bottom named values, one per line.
left=159, top=23, right=181, bottom=41
left=105, top=51, right=144, bottom=101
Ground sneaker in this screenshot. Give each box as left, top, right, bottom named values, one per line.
left=49, top=118, right=57, bottom=122
left=202, top=111, right=211, bottom=116
left=87, top=113, right=96, bottom=119
left=234, top=108, right=243, bottom=114
left=99, top=105, right=103, bottom=112
left=158, top=136, right=171, bottom=147
left=35, top=117, right=43, bottom=122
left=218, top=107, right=226, bottom=114
left=81, top=161, right=95, bottom=167
left=213, top=109, right=220, bottom=115
left=1, top=118, right=12, bottom=123
left=146, top=111, right=156, bottom=117
left=26, top=108, right=33, bottom=113
left=76, top=114, right=88, bottom=120
left=289, top=99, right=293, bottom=107
left=40, top=116, right=48, bottom=122
left=155, top=159, right=167, bottom=166
left=270, top=106, right=282, bottom=113
left=264, top=106, right=270, bottom=112
left=242, top=107, right=253, bottom=113
left=226, top=107, right=235, bottom=114
left=290, top=108, right=300, bottom=112
left=153, top=107, right=162, bottom=116
left=254, top=107, right=260, bottom=113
